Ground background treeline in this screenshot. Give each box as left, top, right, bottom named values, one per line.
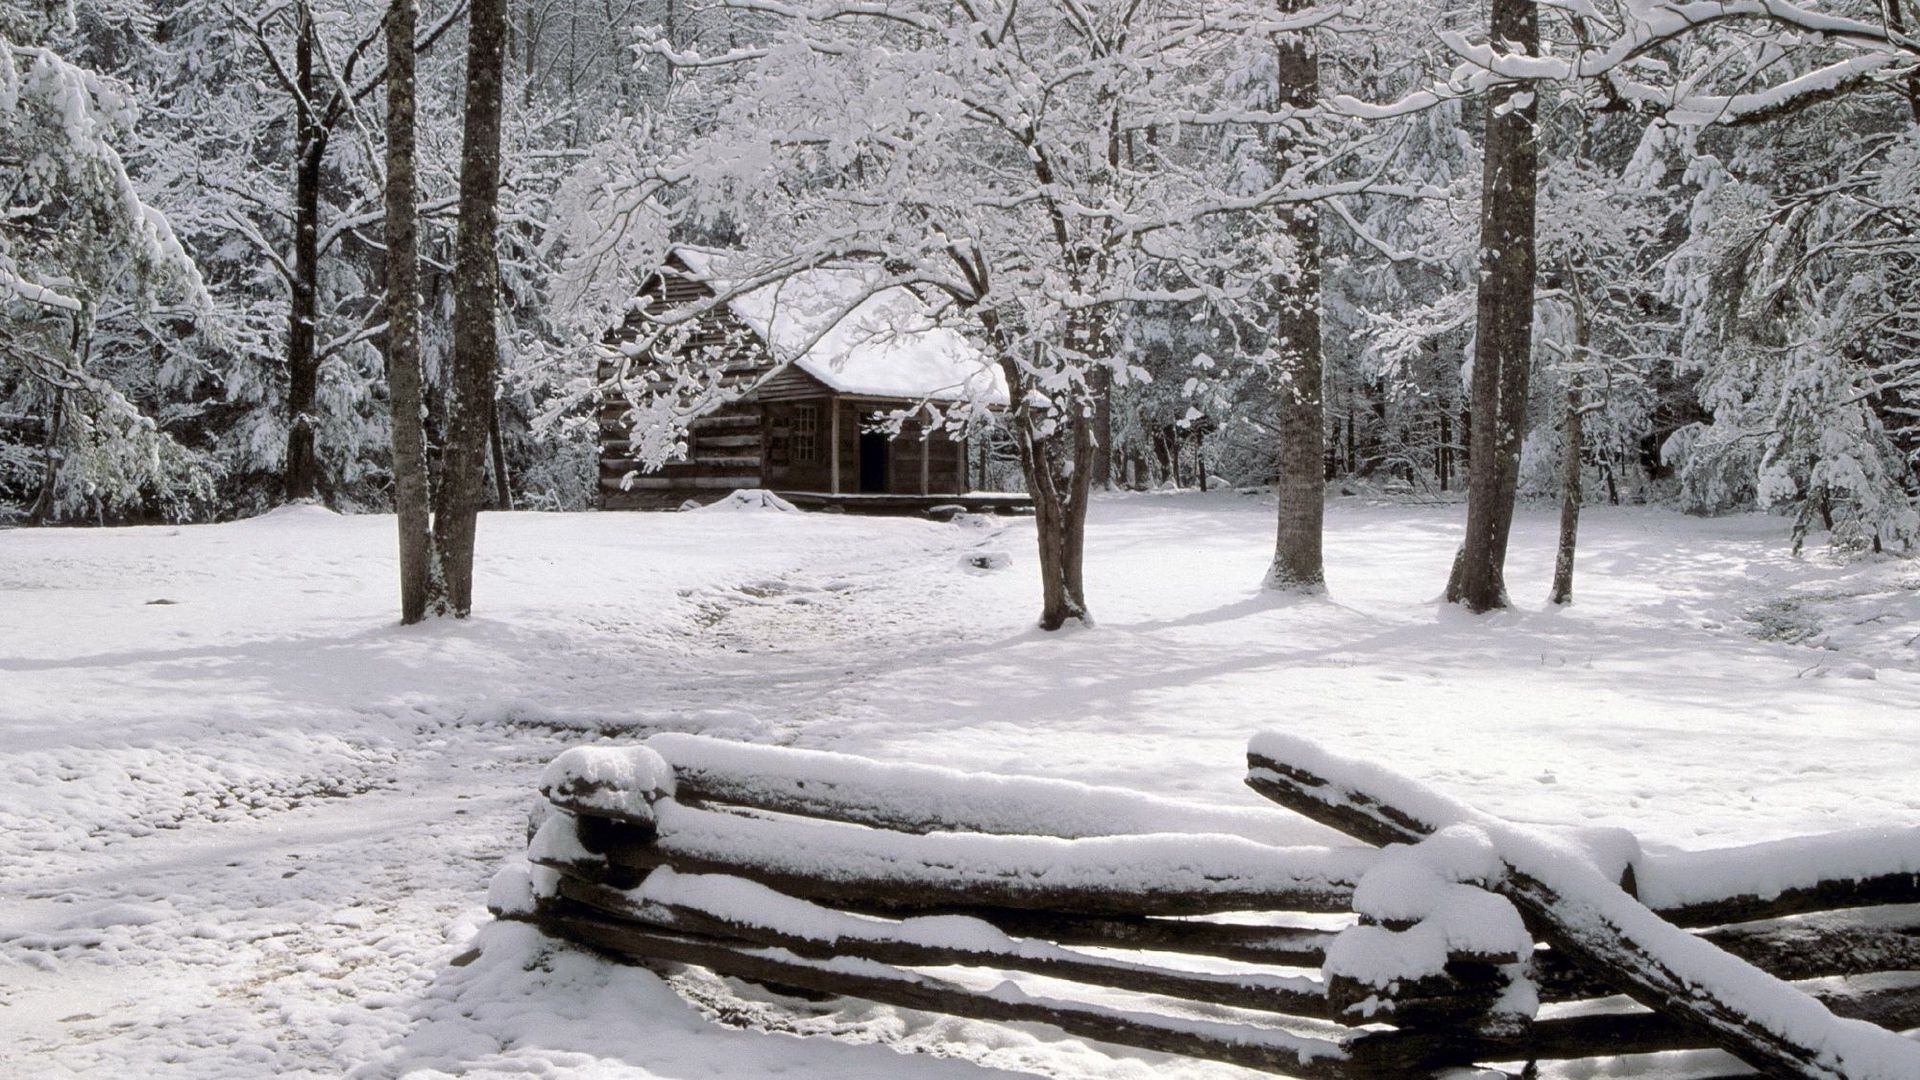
left=2, top=0, right=1915, bottom=567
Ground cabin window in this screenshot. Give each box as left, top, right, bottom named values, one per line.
left=793, top=405, right=819, bottom=463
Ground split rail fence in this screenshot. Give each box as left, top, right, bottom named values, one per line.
left=489, top=732, right=1920, bottom=1079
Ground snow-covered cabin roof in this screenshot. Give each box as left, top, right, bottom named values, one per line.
left=668, top=247, right=1008, bottom=406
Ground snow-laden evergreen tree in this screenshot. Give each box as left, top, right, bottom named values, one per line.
left=0, top=6, right=217, bottom=521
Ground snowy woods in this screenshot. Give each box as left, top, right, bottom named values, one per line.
left=10, top=5, right=1920, bottom=1076
left=1, top=0, right=1916, bottom=623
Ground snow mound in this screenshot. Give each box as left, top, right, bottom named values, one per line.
left=539, top=746, right=675, bottom=823
left=694, top=490, right=799, bottom=513
left=961, top=551, right=1012, bottom=573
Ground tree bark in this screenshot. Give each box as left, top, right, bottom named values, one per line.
left=1262, top=6, right=1325, bottom=593
left=488, top=393, right=514, bottom=510
left=1448, top=0, right=1540, bottom=613
left=432, top=0, right=507, bottom=616
left=1022, top=408, right=1094, bottom=631
left=284, top=6, right=327, bottom=504
left=26, top=386, right=65, bottom=525
left=1550, top=378, right=1583, bottom=606
left=1091, top=370, right=1113, bottom=490
left=384, top=0, right=439, bottom=624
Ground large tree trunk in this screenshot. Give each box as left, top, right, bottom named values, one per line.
left=432, top=0, right=507, bottom=616
left=1448, top=0, right=1540, bottom=612
left=284, top=8, right=326, bottom=504
left=1020, top=408, right=1094, bottom=631
left=994, top=345, right=1094, bottom=630
left=1262, top=6, right=1325, bottom=593
left=384, top=0, right=439, bottom=624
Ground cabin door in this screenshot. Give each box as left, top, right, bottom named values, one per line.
left=858, top=421, right=889, bottom=493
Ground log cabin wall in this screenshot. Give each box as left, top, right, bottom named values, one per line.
left=598, top=263, right=776, bottom=506
left=600, top=254, right=975, bottom=507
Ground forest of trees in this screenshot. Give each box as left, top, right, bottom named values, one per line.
left=3, top=0, right=1917, bottom=624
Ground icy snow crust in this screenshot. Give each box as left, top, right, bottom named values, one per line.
left=5, top=496, right=1920, bottom=1077
left=672, top=246, right=1010, bottom=405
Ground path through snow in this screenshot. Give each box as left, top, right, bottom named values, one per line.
left=2, top=494, right=1915, bottom=1077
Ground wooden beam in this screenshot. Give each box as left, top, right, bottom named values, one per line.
left=575, top=800, right=1367, bottom=917
left=1467, top=978, right=1920, bottom=1062
left=920, top=424, right=930, bottom=495
left=534, top=900, right=1456, bottom=1079
left=1245, top=741, right=1920, bottom=1080
left=829, top=398, right=841, bottom=495
left=551, top=874, right=1339, bottom=1020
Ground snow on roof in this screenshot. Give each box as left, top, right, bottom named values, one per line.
left=671, top=247, right=1008, bottom=406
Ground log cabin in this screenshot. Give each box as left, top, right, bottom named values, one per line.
left=599, top=248, right=1029, bottom=513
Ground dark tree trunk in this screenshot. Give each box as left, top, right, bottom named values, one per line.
left=432, top=0, right=507, bottom=616
left=384, top=0, right=439, bottom=624
left=488, top=394, right=514, bottom=510
left=988, top=334, right=1094, bottom=630
left=1550, top=379, right=1583, bottom=606
left=1263, top=3, right=1325, bottom=593
left=1091, top=371, right=1113, bottom=490
left=26, top=387, right=65, bottom=525
left=1025, top=410, right=1095, bottom=631
left=284, top=8, right=327, bottom=504
left=1448, top=0, right=1540, bottom=612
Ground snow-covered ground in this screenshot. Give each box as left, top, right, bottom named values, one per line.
left=2, top=494, right=1915, bottom=1078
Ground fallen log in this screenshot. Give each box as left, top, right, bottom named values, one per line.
left=1246, top=733, right=1920, bottom=1080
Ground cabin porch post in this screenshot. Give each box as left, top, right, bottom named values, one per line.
left=920, top=422, right=931, bottom=496
left=830, top=397, right=842, bottom=495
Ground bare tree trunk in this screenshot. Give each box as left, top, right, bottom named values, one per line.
left=488, top=394, right=514, bottom=510
left=1263, top=4, right=1325, bottom=593
left=284, top=6, right=327, bottom=504
left=994, top=348, right=1093, bottom=630
left=1448, top=0, right=1540, bottom=613
left=432, top=0, right=507, bottom=616
left=1550, top=378, right=1583, bottom=606
left=1091, top=370, right=1113, bottom=490
left=384, top=0, right=439, bottom=624
left=26, top=387, right=65, bottom=525
left=1026, top=405, right=1095, bottom=630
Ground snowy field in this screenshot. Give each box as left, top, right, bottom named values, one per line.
left=2, top=493, right=1916, bottom=1078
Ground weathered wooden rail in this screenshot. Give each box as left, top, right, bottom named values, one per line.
left=490, top=733, right=1920, bottom=1079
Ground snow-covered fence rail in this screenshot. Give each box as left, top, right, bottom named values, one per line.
left=489, top=733, right=1920, bottom=1079
left=490, top=735, right=1530, bottom=1078
left=1246, top=733, right=1920, bottom=1080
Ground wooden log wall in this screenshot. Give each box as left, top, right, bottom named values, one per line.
left=598, top=267, right=777, bottom=505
